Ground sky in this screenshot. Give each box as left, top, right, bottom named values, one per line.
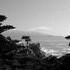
left=0, top=0, right=70, bottom=36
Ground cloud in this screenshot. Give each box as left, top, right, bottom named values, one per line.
left=29, top=26, right=51, bottom=31
left=27, top=26, right=53, bottom=35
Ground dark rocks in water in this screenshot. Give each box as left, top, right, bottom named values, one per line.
left=69, top=42, right=70, bottom=46
left=65, top=35, right=70, bottom=39
left=65, top=35, right=70, bottom=46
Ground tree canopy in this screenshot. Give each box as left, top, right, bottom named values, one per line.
left=0, top=15, right=15, bottom=33
left=0, top=15, right=7, bottom=22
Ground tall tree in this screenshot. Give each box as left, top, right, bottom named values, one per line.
left=0, top=15, right=16, bottom=54
left=22, top=36, right=31, bottom=46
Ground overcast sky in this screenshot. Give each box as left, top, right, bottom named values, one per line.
left=0, top=0, right=70, bottom=36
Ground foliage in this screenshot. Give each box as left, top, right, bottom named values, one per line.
left=0, top=15, right=7, bottom=22
left=29, top=43, right=45, bottom=59
left=0, top=25, right=15, bottom=33
left=22, top=35, right=31, bottom=46
left=0, top=15, right=15, bottom=33
left=6, top=36, right=19, bottom=43
left=0, top=15, right=16, bottom=54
